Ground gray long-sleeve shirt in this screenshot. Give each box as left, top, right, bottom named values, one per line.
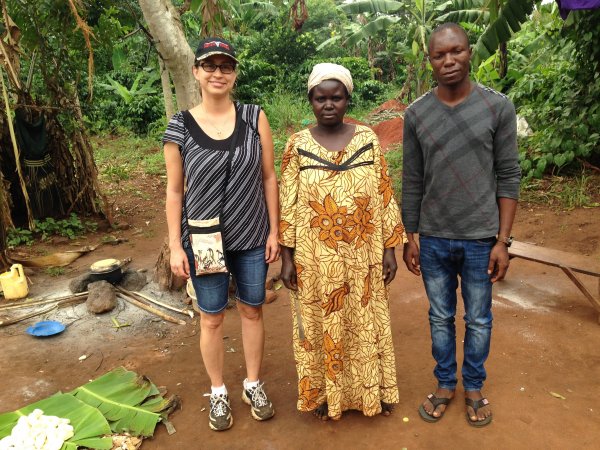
left=401, top=84, right=521, bottom=239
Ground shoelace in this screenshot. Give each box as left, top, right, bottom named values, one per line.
left=248, top=383, right=269, bottom=408
left=204, top=393, right=229, bottom=417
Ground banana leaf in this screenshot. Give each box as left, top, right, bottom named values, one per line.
left=472, top=0, right=535, bottom=66
left=340, top=0, right=406, bottom=15
left=70, top=367, right=163, bottom=437
left=344, top=15, right=401, bottom=47
left=0, top=393, right=112, bottom=450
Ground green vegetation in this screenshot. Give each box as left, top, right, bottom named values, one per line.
left=34, top=214, right=97, bottom=241
left=6, top=214, right=97, bottom=249
left=5, top=0, right=599, bottom=211
left=44, top=267, right=66, bottom=277
left=384, top=145, right=403, bottom=200
left=500, top=6, right=600, bottom=179
left=93, top=133, right=164, bottom=180
left=84, top=1, right=599, bottom=179
left=521, top=174, right=600, bottom=210
left=7, top=228, right=34, bottom=248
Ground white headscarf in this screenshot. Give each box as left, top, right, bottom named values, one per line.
left=307, top=63, right=354, bottom=95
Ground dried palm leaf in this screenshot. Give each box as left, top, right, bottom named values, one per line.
left=10, top=244, right=99, bottom=268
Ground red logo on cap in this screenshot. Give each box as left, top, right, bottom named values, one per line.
left=203, top=41, right=230, bottom=50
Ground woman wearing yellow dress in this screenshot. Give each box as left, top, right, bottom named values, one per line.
left=279, top=63, right=407, bottom=421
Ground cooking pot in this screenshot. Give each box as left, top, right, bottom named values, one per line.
left=89, top=258, right=124, bottom=284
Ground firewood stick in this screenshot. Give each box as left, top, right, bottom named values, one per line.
left=0, top=304, right=58, bottom=327
left=0, top=292, right=88, bottom=311
left=118, top=293, right=186, bottom=325
left=133, top=290, right=191, bottom=316
left=116, top=287, right=192, bottom=318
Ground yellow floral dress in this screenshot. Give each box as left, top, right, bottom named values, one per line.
left=279, top=125, right=407, bottom=420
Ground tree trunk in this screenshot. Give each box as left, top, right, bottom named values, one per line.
left=158, top=55, right=175, bottom=119
left=138, top=0, right=200, bottom=111
left=0, top=170, right=11, bottom=271
left=154, top=238, right=186, bottom=291
left=499, top=42, right=507, bottom=79
left=139, top=0, right=200, bottom=289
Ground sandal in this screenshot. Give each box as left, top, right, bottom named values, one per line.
left=418, top=393, right=452, bottom=423
left=465, top=397, right=492, bottom=427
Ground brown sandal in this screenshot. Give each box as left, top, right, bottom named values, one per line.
left=465, top=397, right=492, bottom=427
left=418, top=393, right=452, bottom=423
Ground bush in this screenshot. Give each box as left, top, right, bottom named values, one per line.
left=355, top=79, right=386, bottom=105
left=86, top=69, right=164, bottom=136
left=235, top=59, right=279, bottom=105
left=254, top=26, right=317, bottom=69
left=118, top=94, right=165, bottom=135
left=508, top=7, right=600, bottom=178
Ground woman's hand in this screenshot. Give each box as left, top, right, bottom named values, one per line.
left=170, top=245, right=190, bottom=279
left=382, top=247, right=398, bottom=285
left=265, top=233, right=280, bottom=263
left=280, top=246, right=298, bottom=291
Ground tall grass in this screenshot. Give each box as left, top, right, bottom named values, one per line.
left=520, top=172, right=600, bottom=209
left=262, top=90, right=312, bottom=135
left=262, top=91, right=313, bottom=175
left=92, top=132, right=163, bottom=180
left=384, top=144, right=403, bottom=200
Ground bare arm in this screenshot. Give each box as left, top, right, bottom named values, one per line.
left=258, top=109, right=280, bottom=263
left=164, top=141, right=189, bottom=278
left=488, top=99, right=520, bottom=283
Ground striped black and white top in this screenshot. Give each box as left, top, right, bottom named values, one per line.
left=163, top=103, right=269, bottom=251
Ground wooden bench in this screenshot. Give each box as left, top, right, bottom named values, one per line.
left=508, top=240, right=600, bottom=323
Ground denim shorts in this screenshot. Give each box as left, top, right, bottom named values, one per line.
left=185, top=246, right=267, bottom=314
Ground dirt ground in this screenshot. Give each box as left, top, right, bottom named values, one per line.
left=2, top=163, right=600, bottom=449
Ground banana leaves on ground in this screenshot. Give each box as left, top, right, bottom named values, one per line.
left=71, top=367, right=173, bottom=437
left=0, top=367, right=178, bottom=449
left=0, top=393, right=113, bottom=450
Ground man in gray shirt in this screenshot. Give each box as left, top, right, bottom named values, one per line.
left=402, top=23, right=520, bottom=427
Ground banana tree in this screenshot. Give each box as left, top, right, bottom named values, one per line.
left=337, top=0, right=406, bottom=47
left=228, top=0, right=278, bottom=33
left=330, top=1, right=444, bottom=95
left=97, top=72, right=160, bottom=105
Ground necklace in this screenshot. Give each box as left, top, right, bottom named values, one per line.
left=201, top=103, right=232, bottom=137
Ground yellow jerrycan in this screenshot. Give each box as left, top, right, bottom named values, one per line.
left=0, top=264, right=29, bottom=300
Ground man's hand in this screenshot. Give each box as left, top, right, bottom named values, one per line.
left=403, top=240, right=421, bottom=276
left=383, top=248, right=398, bottom=285
left=280, top=246, right=298, bottom=291
left=488, top=242, right=510, bottom=283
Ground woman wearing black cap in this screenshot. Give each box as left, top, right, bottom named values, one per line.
left=163, top=37, right=279, bottom=431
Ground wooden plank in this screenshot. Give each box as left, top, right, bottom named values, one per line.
left=509, top=241, right=600, bottom=278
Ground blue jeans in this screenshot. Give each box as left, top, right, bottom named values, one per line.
left=185, top=246, right=268, bottom=314
left=419, top=235, right=494, bottom=391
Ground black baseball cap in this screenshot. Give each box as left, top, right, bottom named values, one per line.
left=195, top=37, right=238, bottom=64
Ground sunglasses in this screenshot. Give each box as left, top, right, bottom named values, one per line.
left=199, top=62, right=236, bottom=74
